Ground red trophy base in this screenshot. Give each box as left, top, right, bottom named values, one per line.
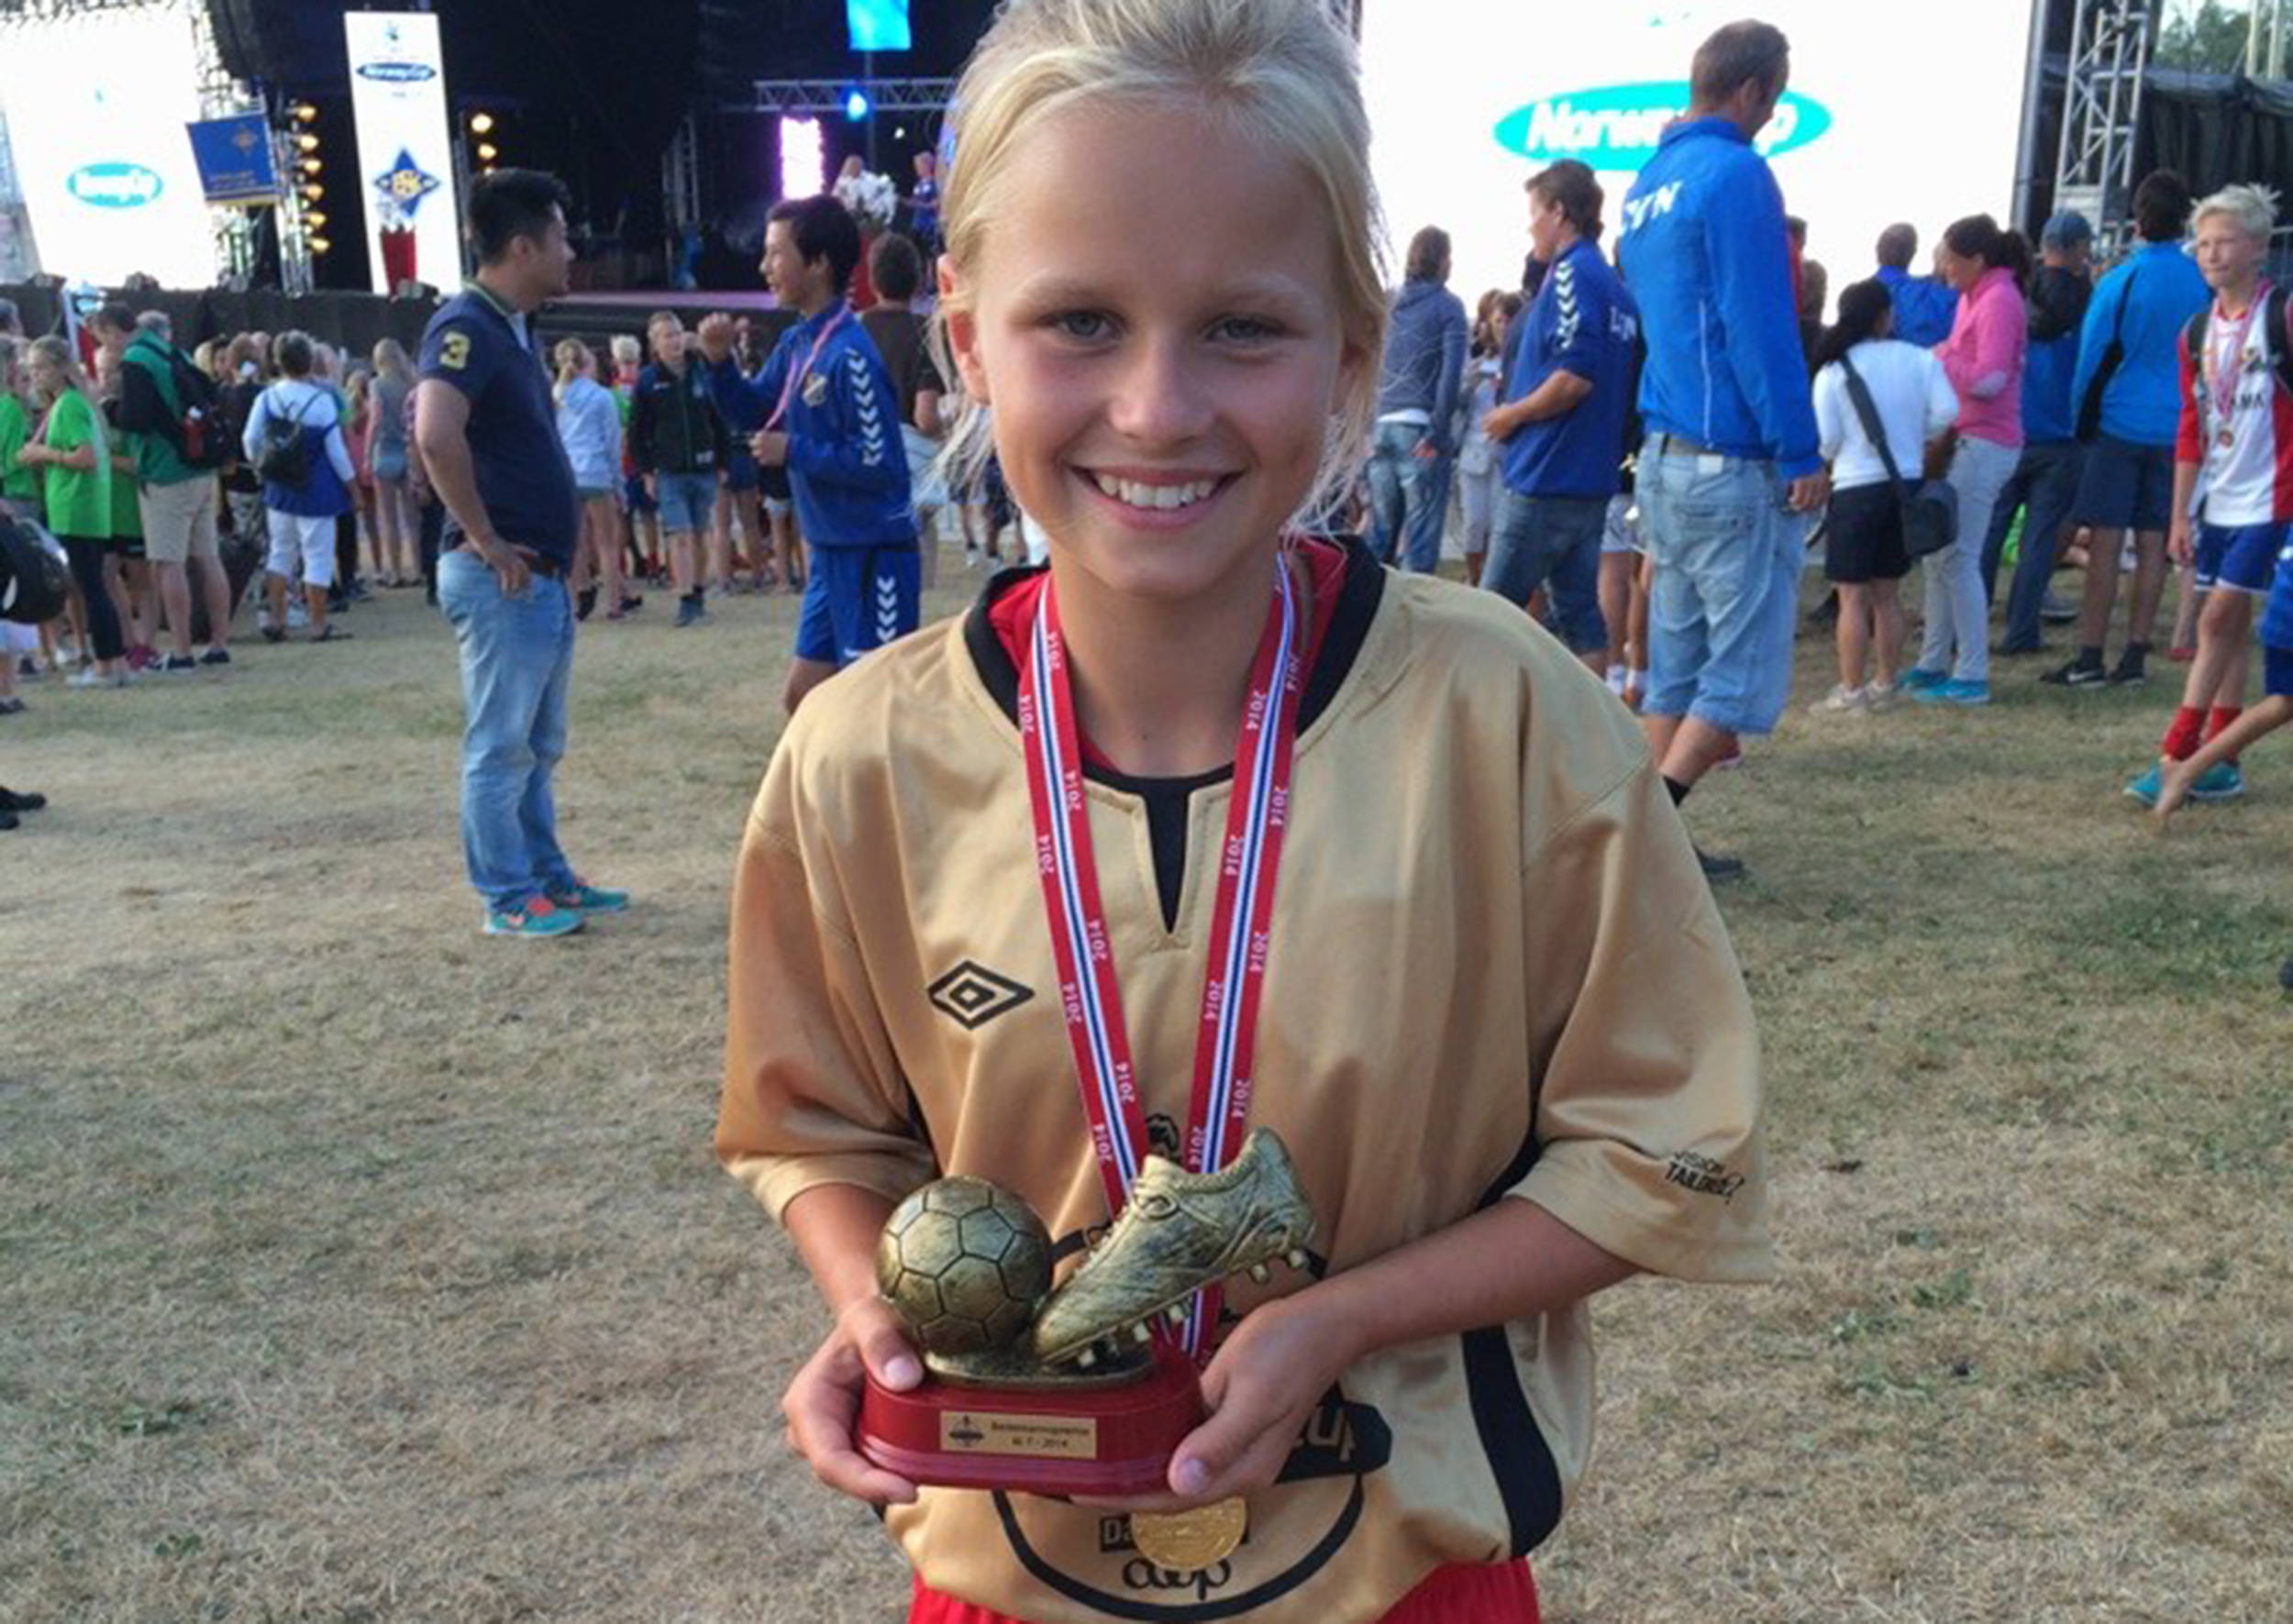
left=858, top=1348, right=1203, bottom=1497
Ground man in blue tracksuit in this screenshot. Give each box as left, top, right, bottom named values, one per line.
left=698, top=195, right=916, bottom=715
left=1483, top=160, right=1638, bottom=658
left=1617, top=18, right=1825, bottom=882
left=1366, top=226, right=1468, bottom=572
left=2047, top=170, right=2210, bottom=689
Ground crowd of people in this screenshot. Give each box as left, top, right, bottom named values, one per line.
left=1362, top=26, right=2289, bottom=912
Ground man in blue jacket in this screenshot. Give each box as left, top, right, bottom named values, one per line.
left=1366, top=226, right=1468, bottom=573
left=2048, top=171, right=2210, bottom=689
left=1617, top=19, right=1826, bottom=882
left=698, top=194, right=917, bottom=715
left=1483, top=160, right=1637, bottom=660
left=1982, top=211, right=2094, bottom=656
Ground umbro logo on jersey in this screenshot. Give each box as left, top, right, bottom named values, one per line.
left=927, top=960, right=1036, bottom=1030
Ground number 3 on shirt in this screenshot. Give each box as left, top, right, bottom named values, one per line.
left=439, top=332, right=471, bottom=371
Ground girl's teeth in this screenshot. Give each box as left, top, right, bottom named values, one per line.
left=1091, top=474, right=1217, bottom=511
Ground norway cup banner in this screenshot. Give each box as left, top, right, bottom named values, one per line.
left=345, top=11, right=460, bottom=295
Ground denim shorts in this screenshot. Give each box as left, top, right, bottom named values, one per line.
left=2074, top=434, right=2175, bottom=532
left=1635, top=441, right=1801, bottom=735
left=654, top=470, right=718, bottom=534
left=2193, top=521, right=2285, bottom=595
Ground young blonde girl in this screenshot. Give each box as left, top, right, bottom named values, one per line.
left=719, top=5, right=1771, bottom=1621
left=552, top=337, right=625, bottom=619
left=21, top=337, right=128, bottom=687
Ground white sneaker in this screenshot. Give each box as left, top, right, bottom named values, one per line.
left=1808, top=683, right=1868, bottom=715
left=67, top=667, right=127, bottom=689
left=1865, top=681, right=1902, bottom=712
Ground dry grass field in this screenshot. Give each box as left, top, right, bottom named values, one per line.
left=2, top=553, right=2288, bottom=1624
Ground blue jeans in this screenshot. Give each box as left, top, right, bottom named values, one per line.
left=1635, top=440, right=1802, bottom=735
left=1484, top=491, right=1607, bottom=653
left=438, top=550, right=579, bottom=912
left=1979, top=439, right=2082, bottom=652
left=1364, top=420, right=1452, bottom=573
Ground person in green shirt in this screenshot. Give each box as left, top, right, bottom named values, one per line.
left=0, top=337, right=40, bottom=523
left=20, top=337, right=127, bottom=685
left=94, top=346, right=160, bottom=665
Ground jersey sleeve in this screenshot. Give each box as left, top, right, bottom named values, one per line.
left=718, top=740, right=936, bottom=1221
left=1547, top=255, right=1611, bottom=383
left=418, top=312, right=502, bottom=403
left=1505, top=723, right=1773, bottom=1284
left=785, top=338, right=907, bottom=494
left=2175, top=326, right=2201, bottom=469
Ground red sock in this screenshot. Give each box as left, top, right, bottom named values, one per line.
left=2161, top=705, right=2207, bottom=761
left=2207, top=706, right=2243, bottom=765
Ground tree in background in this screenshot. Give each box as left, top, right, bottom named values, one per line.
left=2157, top=0, right=2276, bottom=73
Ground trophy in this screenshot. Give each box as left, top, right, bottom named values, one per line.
left=858, top=1126, right=1316, bottom=1501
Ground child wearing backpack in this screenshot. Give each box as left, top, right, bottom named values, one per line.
left=2127, top=184, right=2293, bottom=809
left=1809, top=279, right=1962, bottom=713
left=241, top=331, right=356, bottom=644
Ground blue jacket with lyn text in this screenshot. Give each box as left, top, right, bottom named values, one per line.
left=705, top=301, right=915, bottom=549
left=1616, top=116, right=1821, bottom=480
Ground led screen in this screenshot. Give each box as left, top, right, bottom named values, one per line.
left=1360, top=1, right=2036, bottom=311
left=0, top=5, right=217, bottom=287
left=848, top=0, right=914, bottom=53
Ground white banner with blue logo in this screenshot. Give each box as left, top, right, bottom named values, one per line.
left=0, top=3, right=216, bottom=287
left=345, top=11, right=462, bottom=296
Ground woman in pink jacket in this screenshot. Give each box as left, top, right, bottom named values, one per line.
left=1907, top=215, right=2031, bottom=706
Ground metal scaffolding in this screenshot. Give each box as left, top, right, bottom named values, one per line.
left=2053, top=0, right=2159, bottom=253
left=748, top=78, right=957, bottom=116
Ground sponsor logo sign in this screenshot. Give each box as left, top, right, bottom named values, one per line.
left=65, top=162, right=162, bottom=208
left=1494, top=81, right=1833, bottom=171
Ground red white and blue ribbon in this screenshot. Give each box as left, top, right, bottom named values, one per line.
left=1017, top=560, right=1309, bottom=1362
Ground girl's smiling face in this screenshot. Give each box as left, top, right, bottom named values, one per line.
left=946, top=98, right=1363, bottom=608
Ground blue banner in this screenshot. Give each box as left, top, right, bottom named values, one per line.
left=847, top=0, right=911, bottom=52
left=186, top=114, right=278, bottom=204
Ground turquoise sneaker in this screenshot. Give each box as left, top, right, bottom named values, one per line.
left=2124, top=765, right=2164, bottom=808
left=1911, top=679, right=1991, bottom=706
left=484, top=897, right=585, bottom=938
left=2187, top=762, right=2246, bottom=802
left=1900, top=667, right=1950, bottom=693
left=545, top=879, right=630, bottom=914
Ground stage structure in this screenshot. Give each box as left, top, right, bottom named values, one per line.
left=2052, top=0, right=2157, bottom=256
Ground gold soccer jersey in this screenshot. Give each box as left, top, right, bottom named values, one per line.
left=721, top=545, right=1774, bottom=1624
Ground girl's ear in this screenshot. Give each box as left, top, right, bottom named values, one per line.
left=940, top=261, right=991, bottom=404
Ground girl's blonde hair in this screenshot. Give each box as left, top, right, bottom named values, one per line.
left=932, top=0, right=1388, bottom=526
left=371, top=337, right=414, bottom=382
left=28, top=336, right=108, bottom=454
left=552, top=337, right=593, bottom=404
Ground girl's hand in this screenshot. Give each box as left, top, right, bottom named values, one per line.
left=1079, top=1288, right=1358, bottom=1514
left=781, top=1294, right=924, bottom=1506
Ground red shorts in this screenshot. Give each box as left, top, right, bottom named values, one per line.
left=910, top=1560, right=1540, bottom=1623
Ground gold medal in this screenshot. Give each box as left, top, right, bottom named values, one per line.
left=1130, top=1498, right=1247, bottom=1571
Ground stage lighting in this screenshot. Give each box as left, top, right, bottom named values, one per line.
left=476, top=142, right=498, bottom=162
left=310, top=236, right=332, bottom=254
left=845, top=89, right=870, bottom=122
left=296, top=132, right=319, bottom=153
left=300, top=158, right=322, bottom=176
left=779, top=115, right=825, bottom=200
left=293, top=102, right=317, bottom=124
left=305, top=211, right=327, bottom=228
left=302, top=184, right=323, bottom=203
left=469, top=111, right=495, bottom=135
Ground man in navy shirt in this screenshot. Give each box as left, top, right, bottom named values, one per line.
left=415, top=170, right=627, bottom=939
left=1617, top=19, right=1826, bottom=882
left=1482, top=160, right=1637, bottom=663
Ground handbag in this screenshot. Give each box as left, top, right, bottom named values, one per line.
left=0, top=514, right=72, bottom=625
left=2075, top=264, right=2139, bottom=444
left=1839, top=352, right=1958, bottom=559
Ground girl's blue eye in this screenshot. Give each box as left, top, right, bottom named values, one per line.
left=1048, top=312, right=1113, bottom=341
left=1212, top=316, right=1281, bottom=343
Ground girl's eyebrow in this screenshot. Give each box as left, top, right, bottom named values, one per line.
left=1005, top=272, right=1323, bottom=315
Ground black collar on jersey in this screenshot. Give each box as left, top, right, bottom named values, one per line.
left=963, top=533, right=1387, bottom=792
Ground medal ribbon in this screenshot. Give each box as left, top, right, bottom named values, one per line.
left=2202, top=280, right=2272, bottom=445
left=1017, top=558, right=1309, bottom=1362
left=763, top=304, right=852, bottom=433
